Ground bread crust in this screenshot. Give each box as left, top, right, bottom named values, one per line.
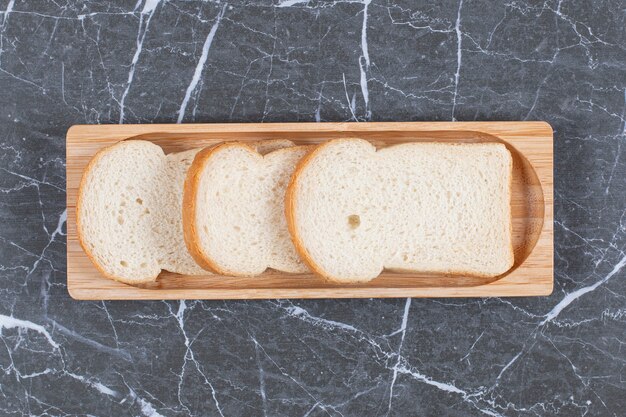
left=285, top=139, right=515, bottom=283
left=76, top=140, right=161, bottom=284
left=183, top=141, right=311, bottom=277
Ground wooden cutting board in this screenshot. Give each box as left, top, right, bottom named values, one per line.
left=66, top=122, right=553, bottom=300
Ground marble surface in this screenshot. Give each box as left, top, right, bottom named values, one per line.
left=0, top=0, right=624, bottom=416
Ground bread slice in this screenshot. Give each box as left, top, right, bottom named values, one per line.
left=77, top=141, right=196, bottom=283
left=183, top=142, right=311, bottom=276
left=77, top=139, right=295, bottom=284
left=286, top=139, right=514, bottom=283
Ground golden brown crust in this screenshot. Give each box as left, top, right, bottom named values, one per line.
left=285, top=139, right=515, bottom=282
left=183, top=141, right=311, bottom=277
left=76, top=141, right=160, bottom=285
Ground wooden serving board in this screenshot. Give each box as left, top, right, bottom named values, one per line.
left=66, top=122, right=553, bottom=300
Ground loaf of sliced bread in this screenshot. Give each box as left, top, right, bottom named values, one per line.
left=183, top=143, right=310, bottom=276
left=77, top=139, right=294, bottom=284
left=286, top=139, right=514, bottom=283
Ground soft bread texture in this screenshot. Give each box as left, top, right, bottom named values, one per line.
left=286, top=139, right=514, bottom=283
left=77, top=141, right=206, bottom=284
left=183, top=143, right=310, bottom=276
left=78, top=139, right=295, bottom=284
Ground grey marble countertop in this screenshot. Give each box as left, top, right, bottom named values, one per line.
left=0, top=1, right=624, bottom=416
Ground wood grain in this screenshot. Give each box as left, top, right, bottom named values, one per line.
left=66, top=122, right=553, bottom=300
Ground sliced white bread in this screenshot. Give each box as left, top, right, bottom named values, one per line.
left=77, top=141, right=197, bottom=283
left=183, top=142, right=311, bottom=276
left=286, top=139, right=514, bottom=283
left=77, top=139, right=294, bottom=284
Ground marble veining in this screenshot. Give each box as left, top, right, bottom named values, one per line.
left=0, top=0, right=624, bottom=416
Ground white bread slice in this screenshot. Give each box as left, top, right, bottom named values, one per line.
left=77, top=139, right=295, bottom=284
left=286, top=139, right=514, bottom=283
left=183, top=143, right=311, bottom=276
left=77, top=141, right=209, bottom=284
